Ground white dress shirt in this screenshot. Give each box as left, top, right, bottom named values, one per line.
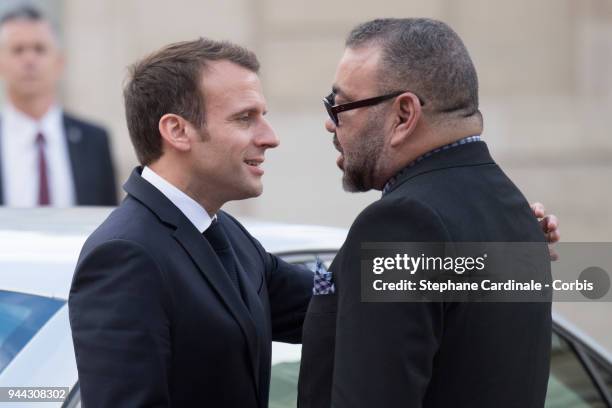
left=1, top=103, right=75, bottom=207
left=141, top=166, right=214, bottom=233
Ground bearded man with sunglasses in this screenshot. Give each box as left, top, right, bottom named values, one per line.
left=298, top=18, right=555, bottom=408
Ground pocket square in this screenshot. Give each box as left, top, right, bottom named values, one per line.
left=313, top=257, right=335, bottom=295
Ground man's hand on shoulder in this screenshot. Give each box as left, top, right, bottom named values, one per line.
left=530, top=202, right=560, bottom=260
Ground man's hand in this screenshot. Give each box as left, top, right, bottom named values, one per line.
left=531, top=202, right=560, bottom=260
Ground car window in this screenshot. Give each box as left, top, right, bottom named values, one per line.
left=61, top=383, right=81, bottom=408
left=280, top=252, right=335, bottom=271
left=546, top=331, right=608, bottom=407
left=0, top=290, right=64, bottom=374
left=587, top=351, right=612, bottom=401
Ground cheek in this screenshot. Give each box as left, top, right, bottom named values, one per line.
left=335, top=126, right=348, bottom=145
left=42, top=59, right=58, bottom=75
left=203, top=126, right=253, bottom=168
left=216, top=140, right=248, bottom=170
left=336, top=117, right=364, bottom=149
left=337, top=129, right=357, bottom=155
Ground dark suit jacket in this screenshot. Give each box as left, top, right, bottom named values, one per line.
left=69, top=168, right=313, bottom=408
left=0, top=112, right=117, bottom=205
left=298, top=141, right=552, bottom=408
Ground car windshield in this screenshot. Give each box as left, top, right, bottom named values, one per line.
left=0, top=290, right=64, bottom=374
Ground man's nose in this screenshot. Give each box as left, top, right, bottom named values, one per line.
left=256, top=119, right=280, bottom=149
left=325, top=118, right=336, bottom=134
left=20, top=50, right=40, bottom=67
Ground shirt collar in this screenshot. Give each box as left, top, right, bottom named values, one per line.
left=3, top=102, right=63, bottom=146
left=39, top=105, right=63, bottom=142
left=382, top=135, right=483, bottom=196
left=141, top=166, right=214, bottom=233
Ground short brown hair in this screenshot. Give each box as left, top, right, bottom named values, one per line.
left=124, top=38, right=260, bottom=165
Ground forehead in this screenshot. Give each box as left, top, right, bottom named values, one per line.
left=0, top=19, right=57, bottom=46
left=333, top=45, right=382, bottom=99
left=200, top=60, right=265, bottom=113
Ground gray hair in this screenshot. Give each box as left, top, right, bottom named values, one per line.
left=0, top=5, right=43, bottom=24
left=346, top=18, right=480, bottom=120
left=0, top=5, right=61, bottom=46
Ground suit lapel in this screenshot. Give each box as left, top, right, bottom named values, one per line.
left=63, top=114, right=86, bottom=204
left=233, top=251, right=266, bottom=319
left=232, top=253, right=268, bottom=405
left=172, top=222, right=262, bottom=390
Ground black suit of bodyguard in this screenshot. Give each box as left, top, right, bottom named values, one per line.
left=299, top=142, right=552, bottom=408
left=58, top=114, right=117, bottom=206
left=69, top=169, right=312, bottom=407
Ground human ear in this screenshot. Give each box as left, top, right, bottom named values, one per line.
left=159, top=114, right=191, bottom=152
left=390, top=93, right=422, bottom=147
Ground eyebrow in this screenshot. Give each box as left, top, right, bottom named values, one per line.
left=332, top=86, right=361, bottom=105
left=229, top=108, right=254, bottom=118
left=331, top=85, right=351, bottom=100
left=228, top=106, right=267, bottom=120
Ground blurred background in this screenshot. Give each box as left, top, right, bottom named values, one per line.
left=0, top=0, right=610, bottom=346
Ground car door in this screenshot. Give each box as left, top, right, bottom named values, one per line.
left=546, top=322, right=612, bottom=407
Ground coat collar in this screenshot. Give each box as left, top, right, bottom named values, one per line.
left=384, top=141, right=495, bottom=196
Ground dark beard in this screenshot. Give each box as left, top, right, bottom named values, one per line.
left=342, top=153, right=379, bottom=192
left=340, top=116, right=385, bottom=192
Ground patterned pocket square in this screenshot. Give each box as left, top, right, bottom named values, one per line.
left=313, top=257, right=335, bottom=295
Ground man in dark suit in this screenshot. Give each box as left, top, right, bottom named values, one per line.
left=69, top=38, right=313, bottom=407
left=0, top=6, right=116, bottom=206
left=299, top=18, right=555, bottom=407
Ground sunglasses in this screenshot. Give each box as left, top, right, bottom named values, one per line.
left=323, top=90, right=425, bottom=126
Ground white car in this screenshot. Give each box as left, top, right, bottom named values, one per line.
left=0, top=208, right=611, bottom=408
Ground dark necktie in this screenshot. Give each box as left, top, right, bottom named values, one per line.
left=35, top=132, right=50, bottom=206
left=203, top=219, right=242, bottom=294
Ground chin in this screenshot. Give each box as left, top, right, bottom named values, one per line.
left=16, top=87, right=43, bottom=99
left=341, top=168, right=372, bottom=193
left=244, top=183, right=264, bottom=199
